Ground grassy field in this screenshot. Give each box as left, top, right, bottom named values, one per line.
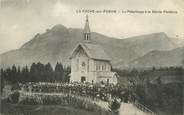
left=1, top=101, right=110, bottom=115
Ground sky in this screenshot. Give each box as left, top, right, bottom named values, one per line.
left=0, top=0, right=184, bottom=54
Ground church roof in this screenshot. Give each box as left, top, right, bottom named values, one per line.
left=70, top=42, right=111, bottom=61
left=70, top=15, right=111, bottom=61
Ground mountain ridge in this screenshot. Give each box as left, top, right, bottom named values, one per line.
left=127, top=46, right=184, bottom=69
left=0, top=24, right=183, bottom=69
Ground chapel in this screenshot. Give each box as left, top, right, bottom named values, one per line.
left=70, top=15, right=118, bottom=84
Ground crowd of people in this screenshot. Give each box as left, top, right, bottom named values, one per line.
left=19, top=82, right=125, bottom=102
left=15, top=82, right=129, bottom=113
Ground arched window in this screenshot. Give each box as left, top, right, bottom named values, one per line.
left=87, top=35, right=88, bottom=40
left=76, top=59, right=79, bottom=71
left=107, top=79, right=109, bottom=84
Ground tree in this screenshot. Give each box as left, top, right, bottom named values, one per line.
left=11, top=65, right=17, bottom=83
left=54, top=62, right=64, bottom=82
left=30, top=62, right=45, bottom=82
left=0, top=69, right=5, bottom=93
left=21, top=66, right=29, bottom=82
left=45, top=63, right=53, bottom=82
left=64, top=66, right=71, bottom=83
left=16, top=66, right=21, bottom=82
left=30, top=63, right=37, bottom=82
left=37, top=62, right=45, bottom=82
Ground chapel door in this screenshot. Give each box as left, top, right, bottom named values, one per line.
left=81, top=76, right=86, bottom=83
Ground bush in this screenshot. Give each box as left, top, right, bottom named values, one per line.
left=109, top=99, right=120, bottom=113
left=9, top=91, right=20, bottom=104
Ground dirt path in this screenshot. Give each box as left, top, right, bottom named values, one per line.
left=119, top=102, right=149, bottom=115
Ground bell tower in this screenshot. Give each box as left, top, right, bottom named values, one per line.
left=83, top=15, right=91, bottom=41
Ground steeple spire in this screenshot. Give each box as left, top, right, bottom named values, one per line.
left=83, top=15, right=91, bottom=41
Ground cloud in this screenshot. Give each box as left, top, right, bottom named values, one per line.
left=52, top=1, right=72, bottom=17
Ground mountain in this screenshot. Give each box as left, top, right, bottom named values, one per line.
left=128, top=46, right=184, bottom=68
left=0, top=24, right=181, bottom=68
left=114, top=32, right=177, bottom=67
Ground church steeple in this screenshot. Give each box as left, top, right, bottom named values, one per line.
left=83, top=15, right=91, bottom=41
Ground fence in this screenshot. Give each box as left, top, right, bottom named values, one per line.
left=18, top=91, right=111, bottom=113
left=133, top=101, right=156, bottom=115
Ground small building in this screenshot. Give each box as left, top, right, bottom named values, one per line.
left=70, top=15, right=118, bottom=84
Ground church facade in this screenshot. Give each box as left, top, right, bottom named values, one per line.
left=70, top=16, right=118, bottom=84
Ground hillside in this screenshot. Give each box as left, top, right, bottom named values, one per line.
left=128, top=46, right=184, bottom=68
left=0, top=24, right=181, bottom=68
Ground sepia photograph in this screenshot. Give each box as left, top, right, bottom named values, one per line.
left=0, top=0, right=184, bottom=115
